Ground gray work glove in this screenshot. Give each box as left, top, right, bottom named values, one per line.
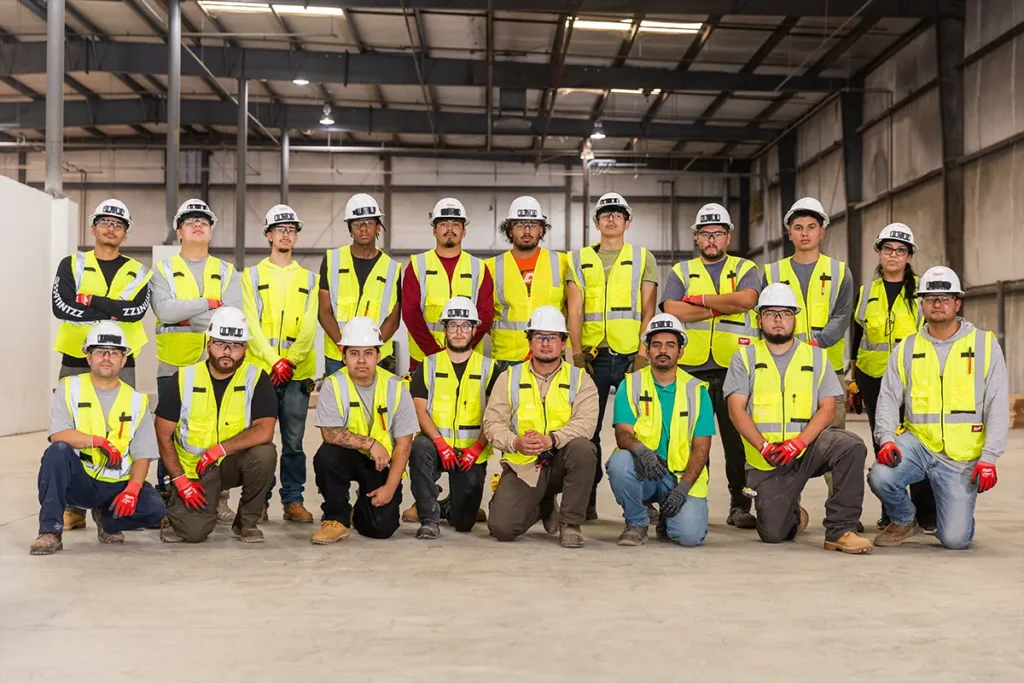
left=632, top=445, right=670, bottom=481
left=660, top=480, right=692, bottom=519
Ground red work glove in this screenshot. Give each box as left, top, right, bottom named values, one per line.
left=775, top=436, right=807, bottom=467
left=433, top=436, right=457, bottom=471
left=91, top=436, right=122, bottom=470
left=110, top=480, right=142, bottom=518
left=710, top=309, right=725, bottom=317
left=75, top=293, right=93, bottom=306
left=271, top=358, right=296, bottom=387
left=172, top=474, right=207, bottom=511
left=682, top=294, right=706, bottom=307
left=196, top=443, right=226, bottom=477
left=456, top=441, right=486, bottom=471
left=759, top=441, right=782, bottom=467
left=877, top=441, right=902, bottom=468
left=206, top=298, right=222, bottom=310
left=970, top=462, right=997, bottom=493
left=808, top=338, right=820, bottom=347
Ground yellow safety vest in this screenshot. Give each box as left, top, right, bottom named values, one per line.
left=173, top=360, right=260, bottom=479
left=765, top=255, right=847, bottom=372
left=895, top=328, right=994, bottom=461
left=326, top=366, right=405, bottom=458
left=505, top=361, right=583, bottom=465
left=424, top=351, right=495, bottom=461
left=407, top=250, right=485, bottom=362
left=323, top=246, right=401, bottom=361
left=624, top=367, right=710, bottom=498
left=738, top=340, right=829, bottom=470
left=570, top=243, right=649, bottom=354
left=854, top=277, right=922, bottom=378
left=488, top=248, right=567, bottom=362
left=243, top=259, right=319, bottom=380
left=673, top=255, right=760, bottom=367
left=63, top=373, right=147, bottom=483
left=154, top=255, right=235, bottom=367
left=53, top=250, right=152, bottom=358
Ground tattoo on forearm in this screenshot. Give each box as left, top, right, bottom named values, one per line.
left=323, top=427, right=374, bottom=450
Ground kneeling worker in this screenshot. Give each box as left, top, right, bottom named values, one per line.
left=155, top=307, right=279, bottom=543
left=32, top=322, right=166, bottom=555
left=311, top=317, right=417, bottom=544
left=725, top=284, right=872, bottom=554
left=484, top=306, right=599, bottom=548
left=606, top=313, right=715, bottom=547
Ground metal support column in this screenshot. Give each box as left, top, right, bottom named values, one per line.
left=995, top=280, right=1006, bottom=352
left=235, top=62, right=248, bottom=270
left=200, top=149, right=211, bottom=203
left=669, top=180, right=678, bottom=262
left=44, top=0, right=66, bottom=196
left=563, top=164, right=572, bottom=252
left=778, top=131, right=798, bottom=258
left=937, top=16, right=966, bottom=276
left=382, top=155, right=393, bottom=252
left=17, top=150, right=27, bottom=185
left=165, top=0, right=181, bottom=242
left=280, top=128, right=290, bottom=204
left=841, top=90, right=865, bottom=287
left=581, top=160, right=591, bottom=250
left=738, top=175, right=750, bottom=256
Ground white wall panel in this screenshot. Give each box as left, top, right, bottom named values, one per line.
left=964, top=34, right=1024, bottom=155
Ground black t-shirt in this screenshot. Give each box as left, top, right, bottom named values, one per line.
left=60, top=254, right=137, bottom=369
left=155, top=365, right=278, bottom=423
left=409, top=357, right=499, bottom=400
left=319, top=251, right=384, bottom=295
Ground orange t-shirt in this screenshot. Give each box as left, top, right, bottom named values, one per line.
left=514, top=252, right=540, bottom=295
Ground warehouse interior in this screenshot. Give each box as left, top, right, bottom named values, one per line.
left=1, top=1, right=1022, bottom=681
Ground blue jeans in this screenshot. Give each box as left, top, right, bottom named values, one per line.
left=589, top=349, right=635, bottom=506
left=38, top=442, right=166, bottom=534
left=605, top=449, right=708, bottom=547
left=867, top=432, right=977, bottom=550
left=493, top=358, right=524, bottom=378
left=266, top=379, right=311, bottom=506
left=324, top=355, right=397, bottom=378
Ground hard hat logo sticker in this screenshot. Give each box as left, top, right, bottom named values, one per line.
left=219, top=326, right=245, bottom=338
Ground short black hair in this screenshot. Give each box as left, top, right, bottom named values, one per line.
left=787, top=210, right=824, bottom=227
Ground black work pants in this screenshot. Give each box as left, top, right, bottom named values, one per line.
left=409, top=435, right=487, bottom=531
left=313, top=443, right=402, bottom=539
left=689, top=367, right=750, bottom=511
left=588, top=348, right=634, bottom=509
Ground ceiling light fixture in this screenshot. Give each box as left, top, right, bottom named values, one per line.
left=589, top=120, right=606, bottom=140
left=197, top=2, right=345, bottom=17
left=292, top=78, right=310, bottom=86
left=319, top=104, right=334, bottom=126
left=570, top=18, right=701, bottom=35
left=272, top=4, right=345, bottom=17
left=610, top=88, right=662, bottom=95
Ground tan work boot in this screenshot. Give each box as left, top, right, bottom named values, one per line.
left=401, top=504, right=419, bottom=524
left=824, top=531, right=874, bottom=554
left=257, top=506, right=269, bottom=524
left=540, top=499, right=560, bottom=535
left=559, top=523, right=584, bottom=548
left=617, top=525, right=648, bottom=547
left=874, top=521, right=921, bottom=547
left=30, top=533, right=63, bottom=555
left=797, top=507, right=809, bottom=532
left=232, top=522, right=265, bottom=543
left=91, top=508, right=124, bottom=544
left=216, top=494, right=235, bottom=525
left=476, top=507, right=487, bottom=523
left=63, top=508, right=86, bottom=530
left=283, top=502, right=314, bottom=523
left=311, top=520, right=350, bottom=545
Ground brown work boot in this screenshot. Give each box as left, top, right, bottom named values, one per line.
left=873, top=520, right=921, bottom=547
left=476, top=507, right=487, bottom=523
left=647, top=503, right=660, bottom=525
left=91, top=508, right=124, bottom=544
left=617, top=525, right=648, bottom=547
left=824, top=531, right=874, bottom=554
left=727, top=507, right=757, bottom=529
left=159, top=517, right=185, bottom=543
left=283, top=502, right=314, bottom=523
left=232, top=522, right=265, bottom=543
left=540, top=498, right=560, bottom=535
left=797, top=506, right=809, bottom=532
left=30, top=533, right=63, bottom=555
left=63, top=508, right=86, bottom=530
left=311, top=520, right=350, bottom=545
left=559, top=523, right=585, bottom=548
left=401, top=504, right=419, bottom=524
left=257, top=506, right=269, bottom=524
left=216, top=494, right=235, bottom=525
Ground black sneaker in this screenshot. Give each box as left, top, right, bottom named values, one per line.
left=726, top=507, right=757, bottom=529
left=416, top=522, right=441, bottom=540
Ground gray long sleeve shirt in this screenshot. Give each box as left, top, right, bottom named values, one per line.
left=762, top=260, right=853, bottom=350
left=874, top=319, right=1008, bottom=466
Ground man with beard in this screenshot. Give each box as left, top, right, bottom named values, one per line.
left=31, top=322, right=167, bottom=555
left=319, top=193, right=402, bottom=375
left=484, top=307, right=599, bottom=548
left=869, top=267, right=1008, bottom=550
left=155, top=307, right=278, bottom=543
left=241, top=205, right=319, bottom=524
left=402, top=197, right=494, bottom=371
left=661, top=203, right=760, bottom=530
left=725, top=284, right=872, bottom=554
left=407, top=297, right=498, bottom=539
left=606, top=314, right=715, bottom=547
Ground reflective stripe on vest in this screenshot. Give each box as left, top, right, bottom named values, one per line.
left=506, top=362, right=581, bottom=465
left=407, top=251, right=484, bottom=361
left=65, top=374, right=146, bottom=482
left=155, top=255, right=233, bottom=367
left=766, top=255, right=846, bottom=372
left=673, top=256, right=760, bottom=367
left=853, top=277, right=922, bottom=378
left=328, top=366, right=403, bottom=457
left=245, top=261, right=318, bottom=375
left=490, top=249, right=565, bottom=361
left=324, top=246, right=400, bottom=361
left=571, top=244, right=645, bottom=354
left=425, top=351, right=495, bottom=461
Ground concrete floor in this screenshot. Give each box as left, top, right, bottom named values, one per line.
left=1, top=414, right=1022, bottom=682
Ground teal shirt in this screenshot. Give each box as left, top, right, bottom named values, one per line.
left=612, top=379, right=716, bottom=460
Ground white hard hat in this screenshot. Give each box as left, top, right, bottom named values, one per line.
left=643, top=313, right=688, bottom=346
left=525, top=306, right=568, bottom=335
left=917, top=266, right=964, bottom=297
left=593, top=192, right=632, bottom=222
left=691, top=202, right=733, bottom=232
left=431, top=197, right=470, bottom=227
left=874, top=223, right=917, bottom=254
left=89, top=199, right=133, bottom=232
left=339, top=316, right=384, bottom=347
left=755, top=283, right=802, bottom=313
left=174, top=198, right=217, bottom=230
left=440, top=296, right=480, bottom=325
left=784, top=197, right=830, bottom=230
left=82, top=321, right=128, bottom=354
left=506, top=196, right=546, bottom=223
left=206, top=306, right=252, bottom=342
left=345, top=193, right=385, bottom=223
left=263, top=204, right=302, bottom=234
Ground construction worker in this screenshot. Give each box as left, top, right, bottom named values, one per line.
left=661, top=203, right=761, bottom=530
left=154, top=307, right=278, bottom=543
left=402, top=197, right=494, bottom=371
left=869, top=267, right=1008, bottom=550
left=606, top=314, right=715, bottom=547
left=319, top=193, right=401, bottom=375
left=725, top=284, right=873, bottom=554
left=408, top=297, right=498, bottom=539
left=310, top=317, right=417, bottom=544
left=487, top=196, right=570, bottom=376
left=31, top=322, right=167, bottom=555
left=51, top=198, right=152, bottom=532
left=484, top=306, right=599, bottom=548
left=241, top=205, right=320, bottom=524
left=151, top=198, right=242, bottom=524
left=851, top=223, right=935, bottom=531
left=567, top=191, right=658, bottom=520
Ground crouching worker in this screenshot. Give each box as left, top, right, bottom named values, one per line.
left=606, top=314, right=714, bottom=547
left=32, top=322, right=166, bottom=555
left=483, top=306, right=599, bottom=548
left=311, top=317, right=417, bottom=544
left=155, top=307, right=278, bottom=544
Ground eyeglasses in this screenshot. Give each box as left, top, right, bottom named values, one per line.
left=530, top=333, right=564, bottom=343
left=349, top=219, right=378, bottom=231
left=598, top=211, right=627, bottom=221
left=445, top=322, right=474, bottom=333
left=696, top=231, right=729, bottom=241
left=182, top=217, right=211, bottom=227
left=759, top=309, right=796, bottom=321
left=510, top=221, right=543, bottom=231
left=271, top=225, right=298, bottom=235
left=921, top=294, right=956, bottom=305
left=880, top=245, right=910, bottom=256
left=89, top=346, right=125, bottom=358
left=211, top=340, right=246, bottom=351
left=93, top=218, right=126, bottom=230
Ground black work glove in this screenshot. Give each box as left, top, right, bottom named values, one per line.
left=660, top=480, right=692, bottom=519
left=631, top=445, right=670, bottom=481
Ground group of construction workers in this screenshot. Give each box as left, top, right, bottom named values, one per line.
left=33, top=188, right=1007, bottom=556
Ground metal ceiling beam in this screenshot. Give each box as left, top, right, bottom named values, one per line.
left=532, top=10, right=569, bottom=152
left=587, top=12, right=644, bottom=129
left=409, top=7, right=441, bottom=146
